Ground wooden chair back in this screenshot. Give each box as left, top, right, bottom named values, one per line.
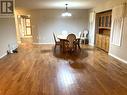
left=53, top=32, right=57, bottom=43
left=67, top=34, right=76, bottom=48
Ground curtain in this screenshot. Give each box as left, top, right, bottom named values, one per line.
left=89, top=11, right=96, bottom=45
left=111, top=18, right=123, bottom=46
left=111, top=3, right=127, bottom=46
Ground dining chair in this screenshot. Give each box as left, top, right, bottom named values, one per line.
left=73, top=38, right=81, bottom=50
left=66, top=34, right=76, bottom=52
left=80, top=30, right=88, bottom=44
left=53, top=33, right=61, bottom=48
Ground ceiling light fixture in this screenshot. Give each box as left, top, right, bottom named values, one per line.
left=61, top=4, right=72, bottom=17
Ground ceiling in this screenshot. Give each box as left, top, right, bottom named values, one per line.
left=15, top=0, right=109, bottom=9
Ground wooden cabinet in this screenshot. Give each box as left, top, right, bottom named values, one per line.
left=95, top=10, right=112, bottom=52
left=96, top=34, right=110, bottom=52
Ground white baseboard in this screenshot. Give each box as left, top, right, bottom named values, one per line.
left=0, top=53, right=7, bottom=59
left=89, top=43, right=94, bottom=46
left=108, top=53, right=127, bottom=64
left=33, top=43, right=54, bottom=45
left=34, top=42, right=94, bottom=46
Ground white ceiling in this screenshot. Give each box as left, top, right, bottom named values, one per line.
left=16, top=0, right=109, bottom=9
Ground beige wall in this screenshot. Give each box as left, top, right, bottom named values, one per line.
left=16, top=9, right=89, bottom=44
left=93, top=0, right=125, bottom=13
left=93, top=0, right=127, bottom=63
left=0, top=18, right=17, bottom=58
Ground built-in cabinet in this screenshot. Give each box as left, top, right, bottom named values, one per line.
left=95, top=10, right=112, bottom=52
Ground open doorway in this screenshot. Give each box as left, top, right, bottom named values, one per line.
left=17, top=15, right=33, bottom=44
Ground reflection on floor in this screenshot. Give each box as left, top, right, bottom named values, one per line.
left=21, top=36, right=33, bottom=44
left=0, top=44, right=127, bottom=95
left=53, top=46, right=89, bottom=69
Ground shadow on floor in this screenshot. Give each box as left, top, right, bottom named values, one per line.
left=40, top=49, right=52, bottom=54
left=53, top=48, right=88, bottom=60
left=53, top=47, right=89, bottom=69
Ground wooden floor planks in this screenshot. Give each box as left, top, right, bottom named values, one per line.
left=0, top=44, right=127, bottom=95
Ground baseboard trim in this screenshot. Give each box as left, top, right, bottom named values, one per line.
left=89, top=43, right=94, bottom=46
left=33, top=43, right=54, bottom=45
left=108, top=53, right=127, bottom=64
left=34, top=42, right=94, bottom=46
left=0, top=53, right=7, bottom=59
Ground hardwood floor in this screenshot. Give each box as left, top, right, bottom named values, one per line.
left=0, top=44, right=127, bottom=95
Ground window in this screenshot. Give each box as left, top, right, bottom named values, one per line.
left=25, top=18, right=32, bottom=36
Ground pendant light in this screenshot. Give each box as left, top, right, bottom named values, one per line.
left=61, top=4, right=72, bottom=17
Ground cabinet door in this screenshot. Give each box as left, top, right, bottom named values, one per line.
left=105, top=36, right=110, bottom=52
left=99, top=16, right=101, bottom=27
left=101, top=36, right=106, bottom=50
left=105, top=15, right=109, bottom=27
left=109, top=15, right=112, bottom=27
left=98, top=35, right=102, bottom=48
left=96, top=34, right=99, bottom=47
left=102, top=16, right=105, bottom=27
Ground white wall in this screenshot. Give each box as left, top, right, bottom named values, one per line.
left=0, top=18, right=17, bottom=58
left=16, top=9, right=89, bottom=44
left=92, top=0, right=127, bottom=63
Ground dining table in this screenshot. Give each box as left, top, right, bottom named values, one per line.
left=57, top=35, right=80, bottom=52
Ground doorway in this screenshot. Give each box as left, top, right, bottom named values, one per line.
left=17, top=15, right=33, bottom=44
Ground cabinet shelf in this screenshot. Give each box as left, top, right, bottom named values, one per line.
left=99, top=27, right=111, bottom=30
